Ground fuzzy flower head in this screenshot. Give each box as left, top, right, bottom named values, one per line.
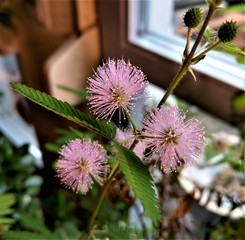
left=57, top=139, right=109, bottom=194
left=86, top=58, right=148, bottom=122
left=115, top=128, right=145, bottom=159
left=141, top=106, right=206, bottom=172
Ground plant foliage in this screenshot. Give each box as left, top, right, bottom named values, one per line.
left=219, top=42, right=245, bottom=57
left=2, top=230, right=55, bottom=240
left=95, top=222, right=143, bottom=239
left=1, top=213, right=57, bottom=240
left=17, top=213, right=55, bottom=239
left=114, top=142, right=161, bottom=226
left=0, top=194, right=16, bottom=232
left=10, top=83, right=116, bottom=140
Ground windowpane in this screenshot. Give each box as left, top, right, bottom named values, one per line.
left=129, top=0, right=244, bottom=90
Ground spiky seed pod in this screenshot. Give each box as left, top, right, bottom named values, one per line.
left=183, top=7, right=202, bottom=28
left=218, top=20, right=238, bottom=43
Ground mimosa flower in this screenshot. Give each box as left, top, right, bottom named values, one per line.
left=57, top=139, right=109, bottom=194
left=141, top=106, right=206, bottom=172
left=115, top=128, right=145, bottom=159
left=86, top=58, right=148, bottom=122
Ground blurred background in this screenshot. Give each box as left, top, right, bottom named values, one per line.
left=0, top=0, right=244, bottom=239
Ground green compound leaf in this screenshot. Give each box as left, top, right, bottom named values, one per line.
left=95, top=222, right=143, bottom=239
left=204, top=27, right=217, bottom=43
left=219, top=42, right=245, bottom=57
left=0, top=194, right=16, bottom=230
left=18, top=213, right=55, bottom=240
left=1, top=231, right=55, bottom=240
left=10, top=83, right=116, bottom=140
left=114, top=142, right=161, bottom=226
left=0, top=194, right=15, bottom=211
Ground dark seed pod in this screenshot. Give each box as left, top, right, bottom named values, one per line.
left=183, top=7, right=202, bottom=28
left=218, top=20, right=238, bottom=43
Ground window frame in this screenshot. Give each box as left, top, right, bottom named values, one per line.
left=97, top=0, right=242, bottom=122
left=129, top=0, right=244, bottom=90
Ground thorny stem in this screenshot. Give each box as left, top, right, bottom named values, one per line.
left=158, top=5, right=216, bottom=107
left=81, top=161, right=120, bottom=239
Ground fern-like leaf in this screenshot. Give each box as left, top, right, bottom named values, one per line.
left=1, top=231, right=55, bottom=240
left=96, top=222, right=143, bottom=239
left=0, top=194, right=15, bottom=210
left=18, top=213, right=55, bottom=240
left=10, top=83, right=116, bottom=140
left=219, top=42, right=245, bottom=57
left=0, top=194, right=16, bottom=231
left=114, top=142, right=161, bottom=226
left=204, top=27, right=217, bottom=43
left=0, top=218, right=15, bottom=225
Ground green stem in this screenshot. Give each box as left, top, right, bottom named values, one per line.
left=157, top=64, right=189, bottom=107
left=187, top=5, right=216, bottom=61
left=157, top=5, right=216, bottom=107
left=82, top=161, right=120, bottom=238
left=184, top=28, right=192, bottom=58
left=125, top=110, right=138, bottom=137
left=192, top=40, right=221, bottom=63
left=81, top=111, right=139, bottom=239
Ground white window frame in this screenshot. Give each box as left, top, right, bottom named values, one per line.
left=128, top=0, right=244, bottom=90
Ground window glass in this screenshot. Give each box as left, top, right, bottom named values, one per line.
left=129, top=0, right=244, bottom=90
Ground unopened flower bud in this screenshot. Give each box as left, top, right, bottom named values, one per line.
left=207, top=0, right=223, bottom=7
left=218, top=20, right=238, bottom=43
left=184, top=7, right=202, bottom=28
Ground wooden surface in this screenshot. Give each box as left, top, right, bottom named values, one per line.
left=76, top=0, right=97, bottom=31
left=36, top=0, right=73, bottom=35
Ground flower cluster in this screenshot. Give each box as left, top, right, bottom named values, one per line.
left=57, top=139, right=109, bottom=194
left=141, top=106, right=206, bottom=172
left=86, top=58, right=148, bottom=122
left=57, top=58, right=206, bottom=193
left=115, top=128, right=145, bottom=159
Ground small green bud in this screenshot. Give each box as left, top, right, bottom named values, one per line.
left=218, top=20, right=238, bottom=43
left=183, top=7, right=202, bottom=28
left=207, top=0, right=223, bottom=8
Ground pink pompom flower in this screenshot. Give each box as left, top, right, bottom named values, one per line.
left=115, top=128, right=145, bottom=159
left=86, top=58, right=148, bottom=122
left=57, top=139, right=109, bottom=194
left=141, top=106, right=206, bottom=172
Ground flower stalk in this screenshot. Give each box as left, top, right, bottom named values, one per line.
left=158, top=4, right=217, bottom=107
left=83, top=161, right=120, bottom=238
left=192, top=40, right=221, bottom=63
left=183, top=28, right=192, bottom=58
